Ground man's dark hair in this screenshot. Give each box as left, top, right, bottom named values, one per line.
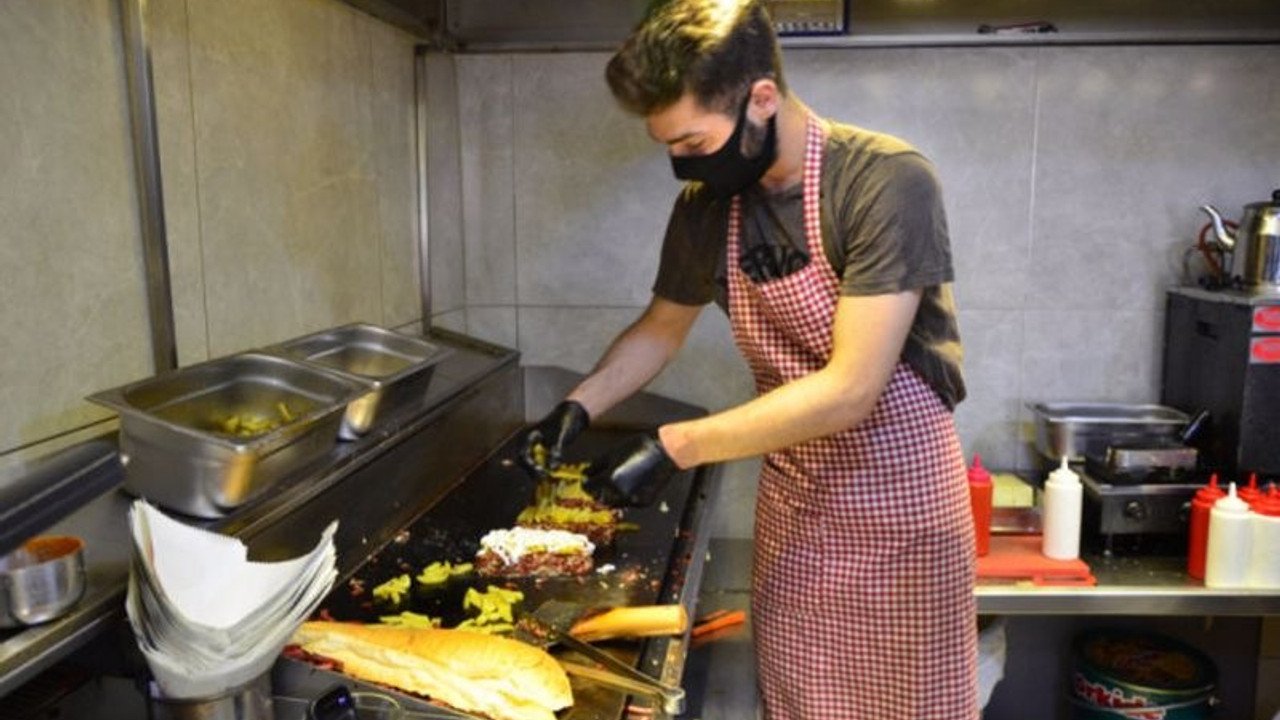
left=606, top=0, right=787, bottom=117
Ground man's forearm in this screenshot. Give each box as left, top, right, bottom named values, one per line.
left=658, top=292, right=919, bottom=469
left=659, top=365, right=878, bottom=467
left=566, top=298, right=700, bottom=420
left=568, top=328, right=674, bottom=418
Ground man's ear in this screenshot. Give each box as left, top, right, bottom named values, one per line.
left=747, top=78, right=780, bottom=122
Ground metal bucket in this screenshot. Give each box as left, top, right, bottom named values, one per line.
left=148, top=673, right=273, bottom=720
left=1070, top=629, right=1217, bottom=720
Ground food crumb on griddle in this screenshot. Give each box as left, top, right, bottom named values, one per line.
left=393, top=529, right=411, bottom=544
left=348, top=578, right=366, bottom=597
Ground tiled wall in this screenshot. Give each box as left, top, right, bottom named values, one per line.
left=4, top=1, right=1278, bottom=541
left=0, top=0, right=421, bottom=476
left=449, top=45, right=1280, bottom=537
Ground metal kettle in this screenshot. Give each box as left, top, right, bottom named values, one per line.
left=1201, top=189, right=1280, bottom=294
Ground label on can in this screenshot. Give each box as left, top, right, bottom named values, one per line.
left=1254, top=306, right=1280, bottom=333
left=1250, top=336, right=1280, bottom=364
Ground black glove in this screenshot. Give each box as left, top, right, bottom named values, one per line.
left=518, top=400, right=591, bottom=474
left=584, top=432, right=679, bottom=508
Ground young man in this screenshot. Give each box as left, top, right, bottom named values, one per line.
left=519, top=1, right=977, bottom=717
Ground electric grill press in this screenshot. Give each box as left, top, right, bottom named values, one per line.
left=1031, top=403, right=1205, bottom=554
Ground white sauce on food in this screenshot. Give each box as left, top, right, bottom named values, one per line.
left=478, top=527, right=595, bottom=566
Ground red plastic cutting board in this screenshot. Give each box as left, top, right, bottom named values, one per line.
left=977, top=534, right=1097, bottom=586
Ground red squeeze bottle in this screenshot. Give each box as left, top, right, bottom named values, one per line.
left=968, top=455, right=993, bottom=557
left=1239, top=473, right=1262, bottom=509
left=1188, top=473, right=1227, bottom=580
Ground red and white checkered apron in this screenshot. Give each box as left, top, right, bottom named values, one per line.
left=727, top=116, right=978, bottom=720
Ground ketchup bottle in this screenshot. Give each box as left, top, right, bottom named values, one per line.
left=1246, top=485, right=1280, bottom=588
left=1187, top=473, right=1226, bottom=580
left=968, top=455, right=993, bottom=557
left=1239, top=472, right=1262, bottom=509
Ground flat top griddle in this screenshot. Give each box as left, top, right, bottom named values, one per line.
left=276, top=427, right=712, bottom=720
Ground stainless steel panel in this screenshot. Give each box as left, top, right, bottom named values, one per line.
left=346, top=0, right=1280, bottom=50
left=262, top=324, right=452, bottom=439
left=1106, top=445, right=1198, bottom=471
left=88, top=354, right=371, bottom=518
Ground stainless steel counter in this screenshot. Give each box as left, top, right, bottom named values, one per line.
left=978, top=552, right=1280, bottom=616
left=692, top=537, right=1280, bottom=617
left=0, top=330, right=526, bottom=699
left=1, top=344, right=724, bottom=720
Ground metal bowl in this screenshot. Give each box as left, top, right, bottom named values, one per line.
left=0, top=536, right=86, bottom=628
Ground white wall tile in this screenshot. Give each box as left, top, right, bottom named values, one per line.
left=511, top=54, right=678, bottom=307
left=1019, top=308, right=1163, bottom=402
left=788, top=47, right=1039, bottom=311
left=186, top=0, right=384, bottom=355
left=954, top=310, right=1026, bottom=469
left=457, top=56, right=517, bottom=306
left=0, top=0, right=150, bottom=453
left=466, top=305, right=518, bottom=349
left=1030, top=46, right=1280, bottom=311
left=425, top=51, right=466, bottom=318
left=366, top=17, right=422, bottom=329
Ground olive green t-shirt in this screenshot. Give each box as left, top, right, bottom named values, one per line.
left=651, top=120, right=966, bottom=409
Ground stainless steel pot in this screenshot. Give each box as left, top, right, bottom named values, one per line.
left=1202, top=189, right=1280, bottom=294
left=0, top=536, right=86, bottom=628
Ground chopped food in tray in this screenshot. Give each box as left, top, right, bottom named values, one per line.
left=212, top=401, right=297, bottom=438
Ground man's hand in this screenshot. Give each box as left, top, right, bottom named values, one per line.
left=584, top=432, right=679, bottom=507
left=518, top=400, right=591, bottom=474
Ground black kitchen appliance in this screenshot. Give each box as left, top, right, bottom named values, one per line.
left=1030, top=403, right=1203, bottom=554
left=1161, top=286, right=1280, bottom=480
left=1077, top=453, right=1200, bottom=556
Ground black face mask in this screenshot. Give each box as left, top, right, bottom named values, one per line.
left=670, top=95, right=777, bottom=199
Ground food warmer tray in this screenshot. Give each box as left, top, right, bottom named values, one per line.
left=87, top=353, right=372, bottom=518
left=261, top=323, right=453, bottom=440
left=272, top=424, right=721, bottom=720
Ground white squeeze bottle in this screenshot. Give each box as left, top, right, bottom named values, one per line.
left=1205, top=482, right=1252, bottom=588
left=1042, top=457, right=1083, bottom=560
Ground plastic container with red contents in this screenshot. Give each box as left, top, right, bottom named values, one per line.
left=968, top=455, right=993, bottom=557
left=1239, top=473, right=1262, bottom=509
left=1187, top=474, right=1225, bottom=581
left=1246, top=485, right=1280, bottom=588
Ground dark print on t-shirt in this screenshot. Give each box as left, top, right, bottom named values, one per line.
left=739, top=241, right=809, bottom=283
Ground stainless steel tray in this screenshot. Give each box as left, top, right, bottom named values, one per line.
left=261, top=323, right=451, bottom=439
left=1029, top=402, right=1190, bottom=461
left=88, top=353, right=371, bottom=518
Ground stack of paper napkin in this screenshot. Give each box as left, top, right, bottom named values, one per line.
left=126, top=500, right=337, bottom=699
